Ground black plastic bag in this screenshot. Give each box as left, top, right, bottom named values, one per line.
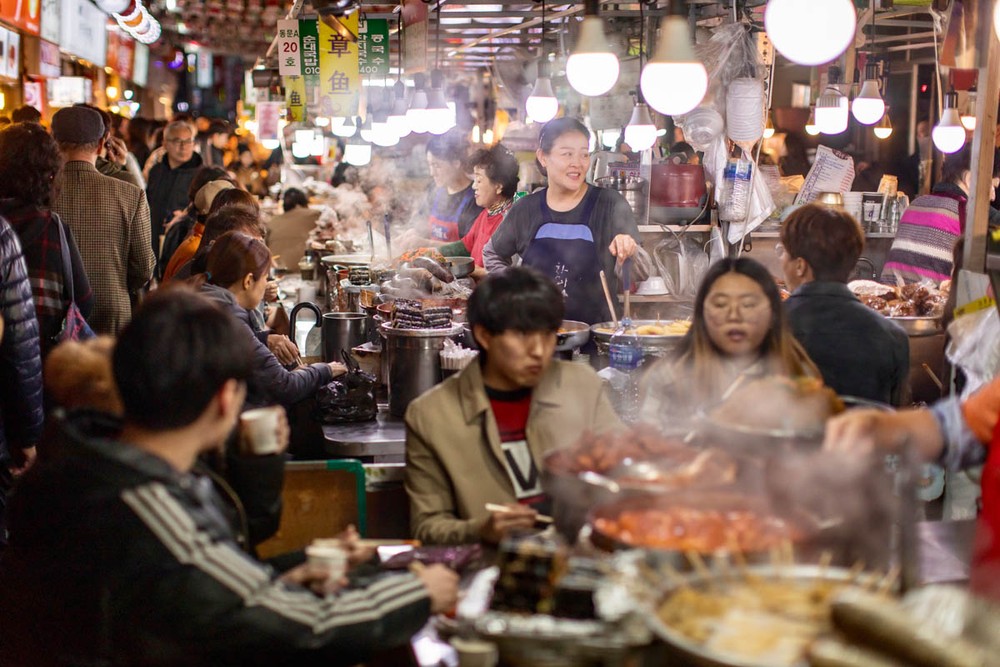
left=313, top=351, right=378, bottom=424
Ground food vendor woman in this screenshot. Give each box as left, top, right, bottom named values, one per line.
left=439, top=143, right=520, bottom=279
left=483, top=117, right=640, bottom=324
left=826, top=377, right=1000, bottom=601
left=421, top=131, right=483, bottom=244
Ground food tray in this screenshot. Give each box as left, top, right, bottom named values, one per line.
left=649, top=564, right=874, bottom=667
left=888, top=316, right=942, bottom=337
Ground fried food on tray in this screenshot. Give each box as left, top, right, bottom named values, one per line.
left=594, top=320, right=691, bottom=336
left=657, top=576, right=850, bottom=667
left=396, top=247, right=447, bottom=266
left=850, top=281, right=948, bottom=318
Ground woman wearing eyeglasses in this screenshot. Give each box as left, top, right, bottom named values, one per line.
left=638, top=257, right=818, bottom=431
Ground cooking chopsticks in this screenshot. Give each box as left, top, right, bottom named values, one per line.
left=484, top=503, right=554, bottom=524
left=599, top=271, right=618, bottom=328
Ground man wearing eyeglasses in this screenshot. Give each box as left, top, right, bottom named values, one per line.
left=146, top=120, right=203, bottom=272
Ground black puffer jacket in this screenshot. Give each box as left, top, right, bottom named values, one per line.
left=200, top=283, right=333, bottom=408
left=0, top=216, right=42, bottom=460
left=0, top=411, right=431, bottom=667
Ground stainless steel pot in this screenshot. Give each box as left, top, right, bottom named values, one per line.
left=380, top=322, right=464, bottom=417
left=289, top=302, right=368, bottom=363
left=590, top=320, right=687, bottom=358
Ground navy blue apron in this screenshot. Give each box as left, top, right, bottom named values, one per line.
left=521, top=186, right=609, bottom=324
left=429, top=187, right=475, bottom=243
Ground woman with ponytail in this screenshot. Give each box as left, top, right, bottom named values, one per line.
left=196, top=231, right=345, bottom=408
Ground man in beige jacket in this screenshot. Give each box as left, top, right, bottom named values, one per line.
left=405, top=268, right=621, bottom=545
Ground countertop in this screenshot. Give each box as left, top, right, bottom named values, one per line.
left=321, top=407, right=406, bottom=463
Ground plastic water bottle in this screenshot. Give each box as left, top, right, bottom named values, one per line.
left=608, top=321, right=643, bottom=423
left=719, top=147, right=752, bottom=222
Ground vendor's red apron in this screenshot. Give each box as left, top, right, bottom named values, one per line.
left=970, top=418, right=1000, bottom=600
left=428, top=187, right=474, bottom=243
left=520, top=186, right=608, bottom=324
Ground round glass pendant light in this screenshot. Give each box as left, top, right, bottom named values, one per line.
left=932, top=91, right=967, bottom=154
left=640, top=12, right=707, bottom=117
left=765, top=0, right=856, bottom=66
left=873, top=112, right=892, bottom=139
left=566, top=9, right=619, bottom=97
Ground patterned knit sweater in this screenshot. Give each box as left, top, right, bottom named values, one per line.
left=881, top=183, right=965, bottom=285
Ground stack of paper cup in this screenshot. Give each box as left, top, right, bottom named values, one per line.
left=726, top=78, right=765, bottom=143
left=842, top=192, right=864, bottom=223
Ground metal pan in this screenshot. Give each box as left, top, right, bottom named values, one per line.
left=447, top=256, right=475, bottom=279
left=887, top=316, right=942, bottom=337
left=321, top=254, right=373, bottom=267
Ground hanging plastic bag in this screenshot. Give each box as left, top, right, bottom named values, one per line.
left=313, top=351, right=378, bottom=424
left=946, top=307, right=1000, bottom=397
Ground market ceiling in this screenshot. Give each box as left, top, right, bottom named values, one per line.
left=148, top=0, right=941, bottom=69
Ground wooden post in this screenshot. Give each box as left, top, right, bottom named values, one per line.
left=963, top=0, right=1000, bottom=274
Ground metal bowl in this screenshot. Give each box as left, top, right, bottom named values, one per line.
left=321, top=253, right=373, bottom=268
left=888, top=316, right=942, bottom=337
left=649, top=564, right=873, bottom=667
left=447, top=256, right=475, bottom=279
left=590, top=320, right=688, bottom=357
left=556, top=320, right=590, bottom=352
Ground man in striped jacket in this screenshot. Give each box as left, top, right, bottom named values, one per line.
left=0, top=288, right=456, bottom=666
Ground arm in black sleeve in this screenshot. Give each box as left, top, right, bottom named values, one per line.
left=225, top=451, right=286, bottom=547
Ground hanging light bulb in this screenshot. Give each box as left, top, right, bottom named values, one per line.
left=406, top=74, right=430, bottom=134
left=805, top=106, right=820, bottom=135
left=640, top=3, right=707, bottom=117
left=763, top=112, right=775, bottom=139
left=295, top=129, right=315, bottom=145
left=425, top=70, right=455, bottom=135
left=814, top=68, right=849, bottom=135
left=995, top=0, right=1000, bottom=43
left=387, top=81, right=411, bottom=138
left=526, top=69, right=559, bottom=123
left=311, top=133, right=326, bottom=156
left=961, top=89, right=977, bottom=131
left=873, top=111, right=892, bottom=139
left=329, top=116, right=347, bottom=128
left=344, top=139, right=372, bottom=166
left=472, top=125, right=481, bottom=143
left=932, top=91, right=967, bottom=154
left=601, top=128, right=621, bottom=149
left=765, top=0, right=856, bottom=66
left=851, top=62, right=885, bottom=125
left=623, top=101, right=657, bottom=151
left=315, top=116, right=331, bottom=128
left=291, top=141, right=311, bottom=159
left=332, top=116, right=357, bottom=138
left=371, top=115, right=399, bottom=147
left=483, top=128, right=495, bottom=145
left=566, top=1, right=619, bottom=97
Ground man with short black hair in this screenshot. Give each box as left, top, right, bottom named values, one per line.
left=9, top=105, right=40, bottom=124
left=51, top=105, right=155, bottom=334
left=781, top=204, right=909, bottom=405
left=198, top=119, right=230, bottom=167
left=0, top=288, right=457, bottom=666
left=405, top=267, right=622, bottom=545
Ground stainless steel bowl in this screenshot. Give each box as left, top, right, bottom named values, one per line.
left=556, top=320, right=590, bottom=351
left=888, top=316, right=942, bottom=337
left=447, top=256, right=475, bottom=278
left=589, top=320, right=688, bottom=357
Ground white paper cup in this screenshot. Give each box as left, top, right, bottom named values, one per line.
left=297, top=282, right=318, bottom=304
left=450, top=638, right=498, bottom=667
left=239, top=406, right=283, bottom=455
left=305, top=541, right=348, bottom=580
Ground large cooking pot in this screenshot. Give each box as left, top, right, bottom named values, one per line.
left=462, top=320, right=590, bottom=357
left=381, top=322, right=464, bottom=417
left=587, top=492, right=819, bottom=564
left=289, top=302, right=367, bottom=363
left=590, top=320, right=688, bottom=358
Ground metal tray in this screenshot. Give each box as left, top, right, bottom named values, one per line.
left=888, top=316, right=942, bottom=337
left=649, top=564, right=871, bottom=667
left=321, top=253, right=373, bottom=267
left=590, top=320, right=689, bottom=356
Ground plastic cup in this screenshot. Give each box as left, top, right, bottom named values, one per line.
left=305, top=540, right=348, bottom=580
left=450, top=638, right=498, bottom=667
left=239, top=406, right=283, bottom=455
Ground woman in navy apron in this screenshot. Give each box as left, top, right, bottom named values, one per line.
left=409, top=132, right=482, bottom=246
left=483, top=118, right=640, bottom=324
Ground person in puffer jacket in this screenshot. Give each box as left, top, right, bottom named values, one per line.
left=0, top=215, right=43, bottom=548
left=195, top=231, right=345, bottom=408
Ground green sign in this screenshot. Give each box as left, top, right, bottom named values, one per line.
left=358, top=18, right=390, bottom=77
left=299, top=19, right=321, bottom=89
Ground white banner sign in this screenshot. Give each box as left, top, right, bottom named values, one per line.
left=277, top=19, right=301, bottom=77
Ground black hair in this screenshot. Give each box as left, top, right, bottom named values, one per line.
left=0, top=122, right=62, bottom=207
left=467, top=267, right=564, bottom=338
left=469, top=144, right=520, bottom=198
left=942, top=146, right=972, bottom=185
left=282, top=187, right=309, bottom=211
left=538, top=117, right=590, bottom=154
left=208, top=119, right=229, bottom=135
left=113, top=287, right=253, bottom=430
left=10, top=105, right=41, bottom=124
left=426, top=130, right=469, bottom=163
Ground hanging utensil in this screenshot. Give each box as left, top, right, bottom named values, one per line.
left=622, top=258, right=633, bottom=322
left=367, top=217, right=375, bottom=264
left=383, top=213, right=393, bottom=260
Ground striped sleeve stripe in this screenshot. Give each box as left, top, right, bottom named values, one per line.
left=121, top=483, right=428, bottom=634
